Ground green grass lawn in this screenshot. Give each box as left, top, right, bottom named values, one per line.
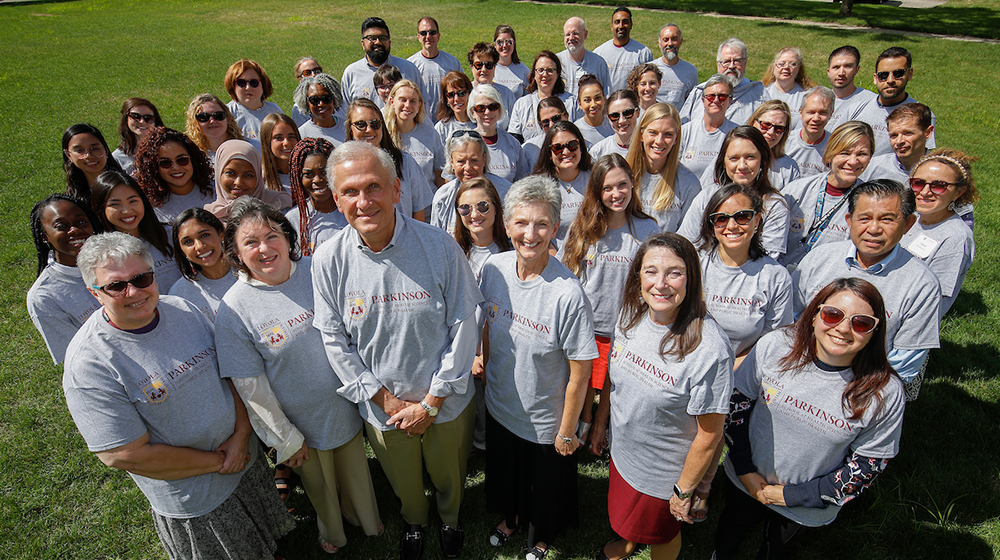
left=1, top=1, right=998, bottom=558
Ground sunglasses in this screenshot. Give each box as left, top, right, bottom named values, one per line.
left=457, top=200, right=491, bottom=216
left=756, top=120, right=787, bottom=135
left=539, top=114, right=563, bottom=129
left=300, top=67, right=323, bottom=77
left=703, top=93, right=731, bottom=103
left=473, top=102, right=501, bottom=114
left=472, top=61, right=496, bottom=70
left=495, top=39, right=514, bottom=48
left=550, top=139, right=580, bottom=154
left=195, top=111, right=227, bottom=123
left=709, top=209, right=756, bottom=228
left=418, top=29, right=439, bottom=37
left=875, top=68, right=908, bottom=82
left=92, top=271, right=155, bottom=297
left=909, top=177, right=956, bottom=195
left=451, top=129, right=482, bottom=139
left=158, top=155, right=191, bottom=170
left=608, top=108, right=637, bottom=121
left=445, top=89, right=469, bottom=100
left=128, top=112, right=155, bottom=124
left=308, top=94, right=334, bottom=105
left=351, top=119, right=383, bottom=131
left=236, top=78, right=261, bottom=89
left=818, top=305, right=879, bottom=334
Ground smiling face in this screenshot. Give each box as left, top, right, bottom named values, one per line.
left=813, top=289, right=876, bottom=366
left=235, top=69, right=264, bottom=110
left=754, top=110, right=788, bottom=149
left=457, top=187, right=495, bottom=238
left=910, top=160, right=965, bottom=223
left=607, top=98, right=637, bottom=138
left=176, top=218, right=224, bottom=272
left=659, top=25, right=682, bottom=61
left=197, top=101, right=229, bottom=142
left=333, top=152, right=401, bottom=251
left=67, top=132, right=108, bottom=179
left=847, top=193, right=914, bottom=268
left=533, top=56, right=558, bottom=95
left=724, top=138, right=763, bottom=186
left=127, top=105, right=155, bottom=139
left=41, top=200, right=94, bottom=267
left=307, top=83, right=335, bottom=124
left=495, top=32, right=515, bottom=61
left=829, top=137, right=872, bottom=188
left=300, top=153, right=333, bottom=207
left=446, top=83, right=470, bottom=118
left=348, top=106, right=384, bottom=145
left=362, top=27, right=391, bottom=66
left=417, top=19, right=440, bottom=54
left=471, top=95, right=500, bottom=134
left=220, top=158, right=257, bottom=199
left=550, top=130, right=582, bottom=173
left=235, top=219, right=292, bottom=285
left=611, top=10, right=632, bottom=45
left=800, top=93, right=832, bottom=136
left=578, top=84, right=605, bottom=124
left=103, top=183, right=144, bottom=235
left=601, top=167, right=633, bottom=214
left=91, top=254, right=159, bottom=330
left=874, top=56, right=912, bottom=105
left=637, top=70, right=661, bottom=106
left=642, top=116, right=678, bottom=170
left=712, top=193, right=759, bottom=254
left=888, top=116, right=932, bottom=164
left=157, top=142, right=195, bottom=194
left=269, top=122, right=298, bottom=166
left=390, top=85, right=422, bottom=124
left=506, top=201, right=556, bottom=269
left=640, top=245, right=687, bottom=326
left=563, top=18, right=586, bottom=54
left=450, top=142, right=486, bottom=182
left=717, top=46, right=746, bottom=81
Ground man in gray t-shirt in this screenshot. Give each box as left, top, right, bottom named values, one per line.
left=312, top=141, right=483, bottom=558
left=341, top=17, right=426, bottom=109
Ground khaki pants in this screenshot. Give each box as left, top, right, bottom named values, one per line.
left=365, top=399, right=475, bottom=527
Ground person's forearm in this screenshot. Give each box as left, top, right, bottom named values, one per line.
left=675, top=413, right=725, bottom=492
left=558, top=360, right=592, bottom=439
left=99, top=440, right=225, bottom=481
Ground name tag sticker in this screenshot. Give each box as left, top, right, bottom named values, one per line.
left=907, top=234, right=939, bottom=259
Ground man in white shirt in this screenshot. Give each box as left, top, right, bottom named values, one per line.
left=825, top=45, right=876, bottom=132
left=786, top=86, right=835, bottom=178
left=679, top=37, right=769, bottom=126
left=408, top=17, right=462, bottom=123
left=651, top=23, right=699, bottom=109
left=593, top=7, right=653, bottom=93
left=557, top=17, right=612, bottom=98
left=341, top=17, right=426, bottom=108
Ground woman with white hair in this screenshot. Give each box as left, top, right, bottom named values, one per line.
left=294, top=72, right=347, bottom=145
left=479, top=175, right=598, bottom=560
left=469, top=84, right=531, bottom=183
left=431, top=130, right=512, bottom=234
left=63, top=231, right=294, bottom=560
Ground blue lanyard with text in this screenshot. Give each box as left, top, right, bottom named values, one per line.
left=803, top=183, right=855, bottom=252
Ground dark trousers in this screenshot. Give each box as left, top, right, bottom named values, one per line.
left=715, top=478, right=808, bottom=560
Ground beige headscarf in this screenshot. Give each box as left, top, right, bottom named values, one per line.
left=205, top=139, right=292, bottom=221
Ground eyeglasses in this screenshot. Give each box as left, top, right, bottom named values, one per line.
left=308, top=94, right=334, bottom=105
left=774, top=61, right=800, bottom=69
left=535, top=67, right=557, bottom=76
left=709, top=209, right=756, bottom=228
left=236, top=78, right=261, bottom=89
left=363, top=34, right=389, bottom=44
left=472, top=102, right=501, bottom=114
left=539, top=114, right=564, bottom=129
left=446, top=89, right=469, bottom=100
left=300, top=67, right=323, bottom=77
left=550, top=139, right=580, bottom=154
left=703, top=93, right=731, bottom=103
left=818, top=305, right=879, bottom=334
left=608, top=108, right=637, bottom=121
left=128, top=112, right=155, bottom=124
left=472, top=61, right=496, bottom=71
left=718, top=57, right=745, bottom=67
left=756, top=120, right=787, bottom=135
left=909, top=177, right=956, bottom=195
left=451, top=129, right=483, bottom=139
left=158, top=155, right=191, bottom=169
left=875, top=68, right=908, bottom=82
left=351, top=119, right=383, bottom=131
left=195, top=111, right=227, bottom=123
left=92, top=271, right=155, bottom=297
left=375, top=82, right=397, bottom=94
left=457, top=200, right=491, bottom=216
left=68, top=145, right=105, bottom=158
left=418, top=29, right=439, bottom=37
left=495, top=39, right=514, bottom=48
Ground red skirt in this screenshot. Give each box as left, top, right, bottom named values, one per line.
left=608, top=459, right=681, bottom=545
left=592, top=335, right=611, bottom=390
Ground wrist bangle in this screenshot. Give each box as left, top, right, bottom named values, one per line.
left=558, top=433, right=573, bottom=444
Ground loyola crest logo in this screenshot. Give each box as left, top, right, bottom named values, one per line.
left=585, top=251, right=596, bottom=269
left=486, top=298, right=501, bottom=323
left=609, top=340, right=624, bottom=362
left=348, top=297, right=366, bottom=320
left=141, top=379, right=167, bottom=403
left=263, top=325, right=287, bottom=348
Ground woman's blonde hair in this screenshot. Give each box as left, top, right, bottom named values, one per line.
left=383, top=79, right=426, bottom=148
left=625, top=103, right=681, bottom=212
left=185, top=93, right=244, bottom=152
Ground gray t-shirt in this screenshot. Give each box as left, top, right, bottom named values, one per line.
left=400, top=152, right=436, bottom=215
left=558, top=218, right=660, bottom=336
left=495, top=62, right=531, bottom=99
left=784, top=129, right=829, bottom=179
left=780, top=174, right=854, bottom=268
left=609, top=314, right=733, bottom=499
left=792, top=241, right=941, bottom=352
left=699, top=249, right=793, bottom=354
left=679, top=119, right=738, bottom=180
left=636, top=167, right=701, bottom=233
left=149, top=244, right=181, bottom=293
left=593, top=38, right=654, bottom=93
left=485, top=130, right=531, bottom=183
left=479, top=251, right=599, bottom=444
left=401, top=121, right=446, bottom=183
left=680, top=78, right=769, bottom=127
left=63, top=296, right=251, bottom=519
left=901, top=213, right=974, bottom=316
left=508, top=92, right=580, bottom=141
left=407, top=49, right=463, bottom=123
left=154, top=187, right=216, bottom=228
left=341, top=54, right=426, bottom=108
left=765, top=83, right=806, bottom=129
left=652, top=58, right=700, bottom=109
left=168, top=272, right=238, bottom=321
left=298, top=119, right=346, bottom=146
left=226, top=100, right=284, bottom=141
left=312, top=211, right=483, bottom=429
left=724, top=329, right=905, bottom=527
left=858, top=153, right=908, bottom=184
left=215, top=259, right=362, bottom=450
left=467, top=242, right=500, bottom=282
left=553, top=170, right=590, bottom=242
left=112, top=147, right=134, bottom=175
left=846, top=94, right=936, bottom=157
left=27, top=262, right=101, bottom=364
left=286, top=201, right=349, bottom=254
left=434, top=119, right=476, bottom=146
left=574, top=117, right=614, bottom=153
left=678, top=182, right=790, bottom=257
left=826, top=87, right=876, bottom=133
left=770, top=155, right=802, bottom=192
left=521, top=133, right=546, bottom=171
left=557, top=49, right=612, bottom=98
left=589, top=135, right=630, bottom=161
left=429, top=174, right=512, bottom=236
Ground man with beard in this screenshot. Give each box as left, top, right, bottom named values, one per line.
left=593, top=7, right=653, bottom=93
left=846, top=46, right=936, bottom=157
left=679, top=37, right=769, bottom=126
left=860, top=103, right=934, bottom=183
left=824, top=45, right=876, bottom=132
left=651, top=23, right=698, bottom=109
left=786, top=86, right=835, bottom=178
left=408, top=17, right=462, bottom=123
left=342, top=17, right=426, bottom=108
left=557, top=17, right=611, bottom=98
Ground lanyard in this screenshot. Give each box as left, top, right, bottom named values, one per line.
left=803, top=181, right=854, bottom=252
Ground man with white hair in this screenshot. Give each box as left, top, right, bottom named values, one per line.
left=593, top=7, right=653, bottom=93
left=651, top=23, right=699, bottom=109
left=679, top=37, right=769, bottom=125
left=786, top=86, right=835, bottom=178
left=407, top=17, right=462, bottom=123
left=557, top=17, right=612, bottom=98
left=312, top=141, right=483, bottom=560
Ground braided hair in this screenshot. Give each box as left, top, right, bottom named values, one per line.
left=29, top=193, right=105, bottom=277
left=288, top=137, right=335, bottom=256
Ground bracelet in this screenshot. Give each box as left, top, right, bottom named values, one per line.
left=558, top=433, right=573, bottom=444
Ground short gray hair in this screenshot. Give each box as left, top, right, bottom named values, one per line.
left=467, top=83, right=507, bottom=122
left=717, top=37, right=748, bottom=61
left=704, top=73, right=736, bottom=94
left=503, top=175, right=562, bottom=227
left=78, top=231, right=153, bottom=288
left=444, top=131, right=491, bottom=176
left=328, top=140, right=398, bottom=186
left=801, top=85, right=836, bottom=113
left=293, top=73, right=344, bottom=116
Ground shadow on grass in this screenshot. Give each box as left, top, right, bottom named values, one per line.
left=0, top=0, right=78, bottom=7
left=928, top=336, right=1000, bottom=383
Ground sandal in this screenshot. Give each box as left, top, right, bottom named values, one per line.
left=596, top=539, right=641, bottom=560
left=319, top=538, right=339, bottom=554
left=489, top=522, right=513, bottom=547
left=691, top=491, right=710, bottom=523
left=526, top=545, right=549, bottom=560
left=274, top=465, right=293, bottom=502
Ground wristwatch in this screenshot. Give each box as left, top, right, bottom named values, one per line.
left=419, top=400, right=439, bottom=417
left=559, top=433, right=574, bottom=444
left=673, top=484, right=694, bottom=500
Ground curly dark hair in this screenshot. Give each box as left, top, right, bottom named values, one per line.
left=30, top=193, right=105, bottom=277
left=133, top=127, right=214, bottom=207
left=288, top=137, right=336, bottom=256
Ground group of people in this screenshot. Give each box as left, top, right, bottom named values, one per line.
left=28, top=7, right=979, bottom=560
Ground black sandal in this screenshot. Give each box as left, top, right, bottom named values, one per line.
left=488, top=524, right=512, bottom=547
